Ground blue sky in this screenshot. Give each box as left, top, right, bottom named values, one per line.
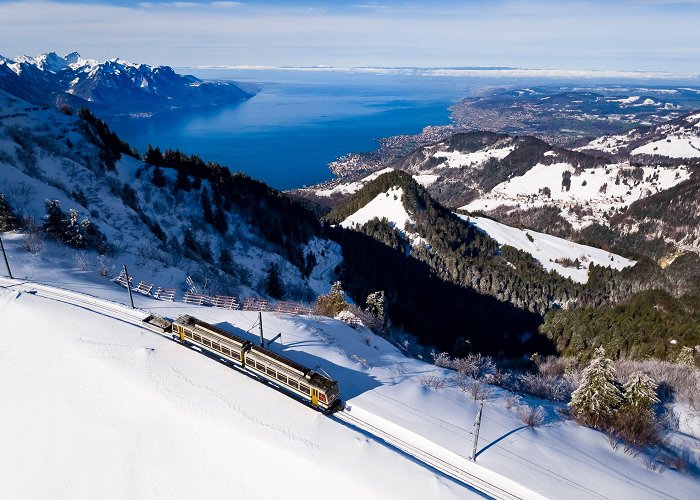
left=0, top=1, right=699, bottom=73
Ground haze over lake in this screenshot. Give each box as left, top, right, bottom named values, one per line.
left=108, top=69, right=470, bottom=189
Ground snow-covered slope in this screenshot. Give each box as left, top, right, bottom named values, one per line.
left=461, top=162, right=690, bottom=230
left=340, top=186, right=426, bottom=246
left=1, top=251, right=698, bottom=499
left=0, top=90, right=337, bottom=300
left=459, top=215, right=635, bottom=283
left=580, top=111, right=700, bottom=158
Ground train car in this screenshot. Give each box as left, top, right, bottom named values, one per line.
left=244, top=344, right=340, bottom=412
left=172, top=314, right=252, bottom=368
left=148, top=314, right=341, bottom=412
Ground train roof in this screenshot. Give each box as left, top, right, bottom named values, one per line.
left=175, top=315, right=250, bottom=347
left=250, top=344, right=338, bottom=392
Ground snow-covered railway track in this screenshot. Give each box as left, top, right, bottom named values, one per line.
left=1, top=278, right=152, bottom=332
left=334, top=409, right=530, bottom=500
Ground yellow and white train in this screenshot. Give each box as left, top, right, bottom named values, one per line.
left=145, top=314, right=340, bottom=412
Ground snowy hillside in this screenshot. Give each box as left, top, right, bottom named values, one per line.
left=0, top=90, right=337, bottom=301
left=461, top=162, right=690, bottom=230
left=1, top=249, right=698, bottom=499
left=0, top=51, right=252, bottom=115
left=459, top=215, right=635, bottom=283
left=580, top=111, right=700, bottom=158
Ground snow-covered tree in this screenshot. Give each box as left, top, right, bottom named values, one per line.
left=0, top=194, right=18, bottom=231
left=365, top=290, right=386, bottom=322
left=315, top=281, right=348, bottom=317
left=615, top=371, right=660, bottom=446
left=675, top=346, right=696, bottom=367
left=569, top=347, right=622, bottom=429
left=622, top=371, right=659, bottom=409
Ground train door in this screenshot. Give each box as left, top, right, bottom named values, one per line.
left=311, top=388, right=319, bottom=407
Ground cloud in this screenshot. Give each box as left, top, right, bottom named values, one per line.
left=0, top=0, right=698, bottom=74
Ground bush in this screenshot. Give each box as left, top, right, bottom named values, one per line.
left=516, top=404, right=546, bottom=427
left=467, top=379, right=495, bottom=401
left=519, top=372, right=572, bottom=402
left=418, top=372, right=447, bottom=390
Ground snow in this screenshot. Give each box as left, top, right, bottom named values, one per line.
left=341, top=186, right=411, bottom=231
left=434, top=145, right=515, bottom=168
left=339, top=187, right=427, bottom=247
left=459, top=215, right=635, bottom=283
left=631, top=135, right=700, bottom=158
left=461, top=162, right=691, bottom=229
left=413, top=173, right=440, bottom=187
left=1, top=263, right=698, bottom=499
left=316, top=167, right=394, bottom=197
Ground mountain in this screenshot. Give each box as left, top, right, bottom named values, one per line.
left=578, top=110, right=700, bottom=159
left=322, top=170, right=700, bottom=361
left=0, top=89, right=333, bottom=302
left=0, top=52, right=252, bottom=116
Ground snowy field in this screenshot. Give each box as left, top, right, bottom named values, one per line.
left=1, top=236, right=699, bottom=499
left=459, top=215, right=635, bottom=283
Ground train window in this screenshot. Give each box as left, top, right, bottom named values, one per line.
left=202, top=338, right=211, bottom=347
left=193, top=334, right=202, bottom=342
left=222, top=347, right=231, bottom=355
left=212, top=343, right=220, bottom=351
left=231, top=352, right=240, bottom=360
left=255, top=361, right=264, bottom=370
left=276, top=373, right=287, bottom=383
left=319, top=393, right=326, bottom=403
left=184, top=331, right=193, bottom=339
left=299, top=384, right=310, bottom=395
left=288, top=380, right=298, bottom=389
left=266, top=366, right=276, bottom=376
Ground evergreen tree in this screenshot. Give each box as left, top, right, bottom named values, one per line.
left=151, top=165, right=167, bottom=188
left=675, top=346, right=696, bottom=366
left=175, top=168, right=191, bottom=191
left=43, top=199, right=66, bottom=239
left=219, top=249, right=234, bottom=276
left=315, top=281, right=348, bottom=317
left=366, top=290, right=386, bottom=323
left=569, top=347, right=623, bottom=429
left=615, top=371, right=660, bottom=446
left=302, top=251, right=317, bottom=278
left=265, top=263, right=284, bottom=299
left=144, top=144, right=163, bottom=165
left=213, top=205, right=228, bottom=234
left=64, top=209, right=87, bottom=248
left=201, top=188, right=214, bottom=225
left=0, top=194, right=18, bottom=231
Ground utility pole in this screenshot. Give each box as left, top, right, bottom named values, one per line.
left=471, top=401, right=484, bottom=461
left=123, top=265, right=135, bottom=309
left=0, top=235, right=12, bottom=279
left=258, top=311, right=264, bottom=346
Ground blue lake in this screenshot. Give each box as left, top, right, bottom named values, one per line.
left=109, top=70, right=472, bottom=189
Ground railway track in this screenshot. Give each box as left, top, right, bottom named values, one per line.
left=334, top=409, right=536, bottom=500
left=2, top=277, right=538, bottom=499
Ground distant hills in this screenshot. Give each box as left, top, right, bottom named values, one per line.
left=0, top=52, right=253, bottom=116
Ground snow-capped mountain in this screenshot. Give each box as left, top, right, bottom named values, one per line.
left=578, top=110, right=700, bottom=159
left=0, top=51, right=252, bottom=115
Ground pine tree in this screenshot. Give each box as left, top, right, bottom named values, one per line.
left=265, top=263, right=284, bottom=299
left=63, top=209, right=87, bottom=248
left=615, top=371, right=660, bottom=446
left=43, top=199, right=66, bottom=239
left=175, top=168, right=191, bottom=192
left=366, top=290, right=386, bottom=322
left=569, top=347, right=622, bottom=429
left=219, top=249, right=234, bottom=276
left=151, top=165, right=167, bottom=188
left=201, top=188, right=214, bottom=225
left=213, top=205, right=228, bottom=234
left=315, top=281, right=348, bottom=317
left=302, top=251, right=317, bottom=278
left=675, top=346, right=696, bottom=366
left=0, top=194, right=19, bottom=231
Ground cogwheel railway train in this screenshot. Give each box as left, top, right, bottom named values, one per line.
left=143, top=314, right=341, bottom=412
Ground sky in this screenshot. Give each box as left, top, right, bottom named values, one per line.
left=0, top=0, right=699, bottom=73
